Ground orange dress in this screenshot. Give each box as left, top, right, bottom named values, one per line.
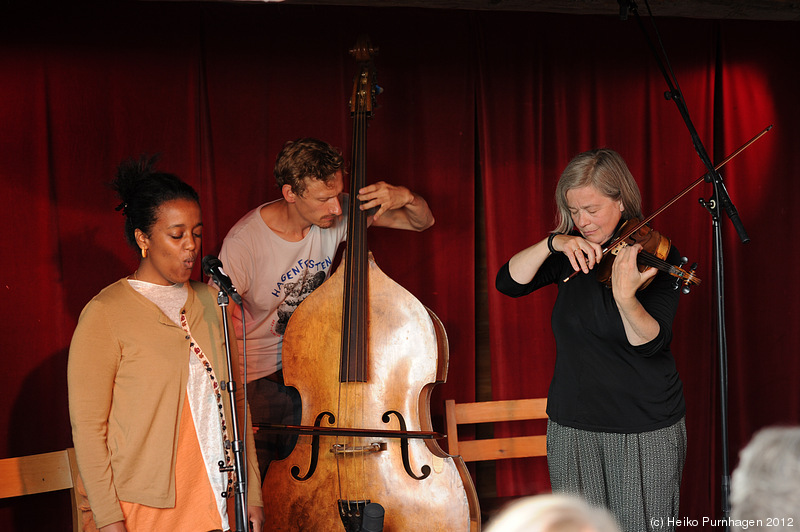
left=118, top=394, right=224, bottom=531
left=79, top=393, right=225, bottom=532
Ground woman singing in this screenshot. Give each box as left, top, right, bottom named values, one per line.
left=68, top=156, right=264, bottom=531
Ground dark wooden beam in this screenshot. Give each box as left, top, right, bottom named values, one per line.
left=169, top=0, right=800, bottom=21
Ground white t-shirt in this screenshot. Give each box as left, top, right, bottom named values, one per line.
left=216, top=197, right=349, bottom=382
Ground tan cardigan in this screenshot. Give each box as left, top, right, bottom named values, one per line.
left=68, top=278, right=262, bottom=528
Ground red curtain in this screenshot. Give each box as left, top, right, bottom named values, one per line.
left=1, top=3, right=797, bottom=530
left=717, top=21, right=800, bottom=431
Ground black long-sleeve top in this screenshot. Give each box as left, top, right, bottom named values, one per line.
left=495, top=246, right=686, bottom=433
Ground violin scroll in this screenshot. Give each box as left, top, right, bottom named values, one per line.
left=349, top=35, right=379, bottom=116
left=673, top=258, right=700, bottom=294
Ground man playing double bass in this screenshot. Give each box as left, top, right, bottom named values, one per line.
left=214, top=137, right=434, bottom=480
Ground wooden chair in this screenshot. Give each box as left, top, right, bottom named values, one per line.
left=445, top=397, right=548, bottom=461
left=444, top=397, right=549, bottom=522
left=0, top=447, right=82, bottom=532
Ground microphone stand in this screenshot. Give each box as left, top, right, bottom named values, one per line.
left=215, top=289, right=249, bottom=532
left=620, top=1, right=751, bottom=527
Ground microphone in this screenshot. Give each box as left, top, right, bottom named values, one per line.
left=202, top=255, right=243, bottom=305
left=360, top=503, right=384, bottom=532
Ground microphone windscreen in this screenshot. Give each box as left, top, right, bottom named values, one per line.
left=360, top=503, right=385, bottom=532
left=201, top=255, right=221, bottom=275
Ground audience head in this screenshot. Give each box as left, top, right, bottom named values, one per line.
left=484, top=493, right=621, bottom=532
left=731, top=426, right=800, bottom=531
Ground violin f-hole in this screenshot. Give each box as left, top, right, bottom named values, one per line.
left=291, top=411, right=336, bottom=481
left=383, top=410, right=432, bottom=481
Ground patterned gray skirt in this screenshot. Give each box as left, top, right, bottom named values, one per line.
left=546, top=418, right=687, bottom=532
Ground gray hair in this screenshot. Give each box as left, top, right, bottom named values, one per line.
left=731, top=426, right=800, bottom=530
left=484, top=494, right=621, bottom=532
left=554, top=148, right=642, bottom=234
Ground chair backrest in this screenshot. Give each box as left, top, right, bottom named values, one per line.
left=0, top=448, right=82, bottom=532
left=444, top=398, right=548, bottom=462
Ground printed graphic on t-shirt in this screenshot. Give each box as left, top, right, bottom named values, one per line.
left=271, top=257, right=333, bottom=298
left=273, top=270, right=327, bottom=335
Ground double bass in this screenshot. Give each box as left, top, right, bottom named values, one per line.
left=262, top=36, right=481, bottom=531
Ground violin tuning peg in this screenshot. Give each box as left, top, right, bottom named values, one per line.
left=681, top=284, right=691, bottom=295
left=691, top=262, right=698, bottom=270
left=679, top=256, right=688, bottom=267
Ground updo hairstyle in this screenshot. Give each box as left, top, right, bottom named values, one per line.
left=110, top=155, right=200, bottom=250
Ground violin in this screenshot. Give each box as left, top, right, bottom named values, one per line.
left=594, top=218, right=701, bottom=293
left=563, top=124, right=774, bottom=293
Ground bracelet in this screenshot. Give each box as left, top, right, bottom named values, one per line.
left=547, top=233, right=560, bottom=254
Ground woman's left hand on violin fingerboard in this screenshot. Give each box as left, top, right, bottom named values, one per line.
left=611, top=244, right=658, bottom=298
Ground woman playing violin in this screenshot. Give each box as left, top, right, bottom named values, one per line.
left=495, top=148, right=687, bottom=532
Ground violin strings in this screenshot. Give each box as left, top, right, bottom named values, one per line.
left=338, top=84, right=373, bottom=507
left=358, top=106, right=369, bottom=505
left=637, top=250, right=685, bottom=279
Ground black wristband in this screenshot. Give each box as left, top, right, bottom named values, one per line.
left=547, top=233, right=560, bottom=254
